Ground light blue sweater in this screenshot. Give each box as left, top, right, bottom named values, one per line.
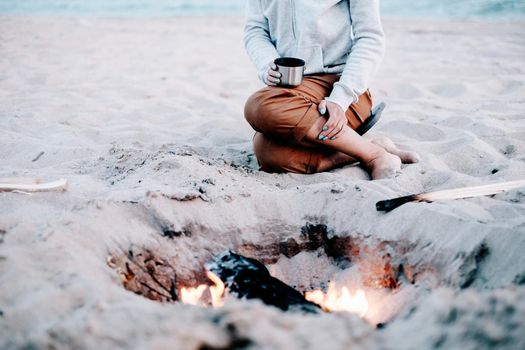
left=244, top=0, right=385, bottom=110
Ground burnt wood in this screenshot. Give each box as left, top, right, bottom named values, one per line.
left=206, top=251, right=321, bottom=313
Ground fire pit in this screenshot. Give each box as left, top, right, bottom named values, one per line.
left=108, top=223, right=436, bottom=325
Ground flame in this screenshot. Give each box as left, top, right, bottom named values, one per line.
left=179, top=271, right=226, bottom=307
left=206, top=271, right=225, bottom=307
left=180, top=284, right=207, bottom=306
left=305, top=282, right=369, bottom=318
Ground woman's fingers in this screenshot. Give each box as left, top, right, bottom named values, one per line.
left=263, top=63, right=282, bottom=86
left=268, top=70, right=281, bottom=79
left=316, top=100, right=329, bottom=140
left=318, top=115, right=337, bottom=140
left=325, top=119, right=345, bottom=139
left=263, top=77, right=277, bottom=86
left=318, top=100, right=327, bottom=115
left=317, top=101, right=349, bottom=141
left=266, top=75, right=280, bottom=84
left=330, top=122, right=346, bottom=140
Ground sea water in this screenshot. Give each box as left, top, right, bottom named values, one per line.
left=0, top=0, right=524, bottom=19
left=381, top=0, right=525, bottom=20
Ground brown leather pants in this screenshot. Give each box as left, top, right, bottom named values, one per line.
left=244, top=74, right=373, bottom=174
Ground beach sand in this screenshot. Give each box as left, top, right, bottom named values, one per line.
left=1, top=15, right=525, bottom=349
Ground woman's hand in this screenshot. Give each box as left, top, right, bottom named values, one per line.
left=263, top=62, right=282, bottom=86
left=317, top=100, right=347, bottom=141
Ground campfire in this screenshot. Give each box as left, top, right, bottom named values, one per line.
left=109, top=228, right=418, bottom=326
left=178, top=251, right=370, bottom=319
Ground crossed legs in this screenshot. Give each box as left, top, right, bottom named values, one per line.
left=245, top=75, right=418, bottom=179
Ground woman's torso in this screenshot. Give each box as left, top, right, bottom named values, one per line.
left=261, top=0, right=353, bottom=74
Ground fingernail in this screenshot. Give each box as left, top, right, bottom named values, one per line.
left=322, top=136, right=328, bottom=141
left=318, top=134, right=324, bottom=140
left=319, top=108, right=326, bottom=115
left=322, top=126, right=328, bottom=131
left=330, top=137, right=336, bottom=140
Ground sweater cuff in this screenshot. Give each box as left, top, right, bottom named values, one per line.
left=326, top=84, right=358, bottom=111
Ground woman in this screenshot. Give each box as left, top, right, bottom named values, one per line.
left=243, top=0, right=418, bottom=179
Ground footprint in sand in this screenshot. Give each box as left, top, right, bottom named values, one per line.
left=440, top=139, right=509, bottom=177
left=500, top=80, right=524, bottom=95
left=474, top=79, right=524, bottom=96
left=395, top=83, right=425, bottom=99
left=382, top=120, right=446, bottom=141
left=429, top=83, right=467, bottom=98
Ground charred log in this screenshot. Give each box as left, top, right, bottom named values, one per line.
left=206, top=251, right=321, bottom=314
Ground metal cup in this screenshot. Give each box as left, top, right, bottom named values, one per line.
left=274, top=57, right=306, bottom=87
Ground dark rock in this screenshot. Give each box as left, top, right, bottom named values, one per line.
left=300, top=223, right=328, bottom=251
left=162, top=226, right=191, bottom=239
left=459, top=243, right=490, bottom=289
left=279, top=238, right=301, bottom=258
left=513, top=272, right=525, bottom=285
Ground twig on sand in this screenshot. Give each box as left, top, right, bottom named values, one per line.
left=32, top=151, right=45, bottom=162
left=377, top=179, right=525, bottom=212
left=0, top=178, right=68, bottom=192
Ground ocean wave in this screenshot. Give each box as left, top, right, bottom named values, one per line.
left=0, top=0, right=523, bottom=19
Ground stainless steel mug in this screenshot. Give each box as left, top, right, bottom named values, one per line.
left=274, top=57, right=306, bottom=87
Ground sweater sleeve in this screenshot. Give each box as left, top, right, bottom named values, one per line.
left=326, top=0, right=385, bottom=111
left=244, top=0, right=280, bottom=81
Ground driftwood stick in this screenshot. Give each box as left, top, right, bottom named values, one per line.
left=377, top=179, right=525, bottom=212
left=0, top=178, right=43, bottom=184
left=0, top=179, right=68, bottom=192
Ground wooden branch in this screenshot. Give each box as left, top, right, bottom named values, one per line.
left=0, top=179, right=68, bottom=192
left=0, top=178, right=43, bottom=184
left=377, top=179, right=525, bottom=212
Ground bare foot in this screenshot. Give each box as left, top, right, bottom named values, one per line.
left=364, top=151, right=402, bottom=180
left=371, top=136, right=420, bottom=164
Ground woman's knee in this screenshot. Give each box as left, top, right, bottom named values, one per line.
left=253, top=132, right=317, bottom=174
left=244, top=88, right=303, bottom=135
left=253, top=132, right=295, bottom=173
left=244, top=91, right=266, bottom=131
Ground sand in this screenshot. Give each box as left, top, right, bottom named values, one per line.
left=1, top=15, right=525, bottom=349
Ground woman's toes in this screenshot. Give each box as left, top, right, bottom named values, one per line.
left=399, top=150, right=420, bottom=164
left=370, top=136, right=420, bottom=164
